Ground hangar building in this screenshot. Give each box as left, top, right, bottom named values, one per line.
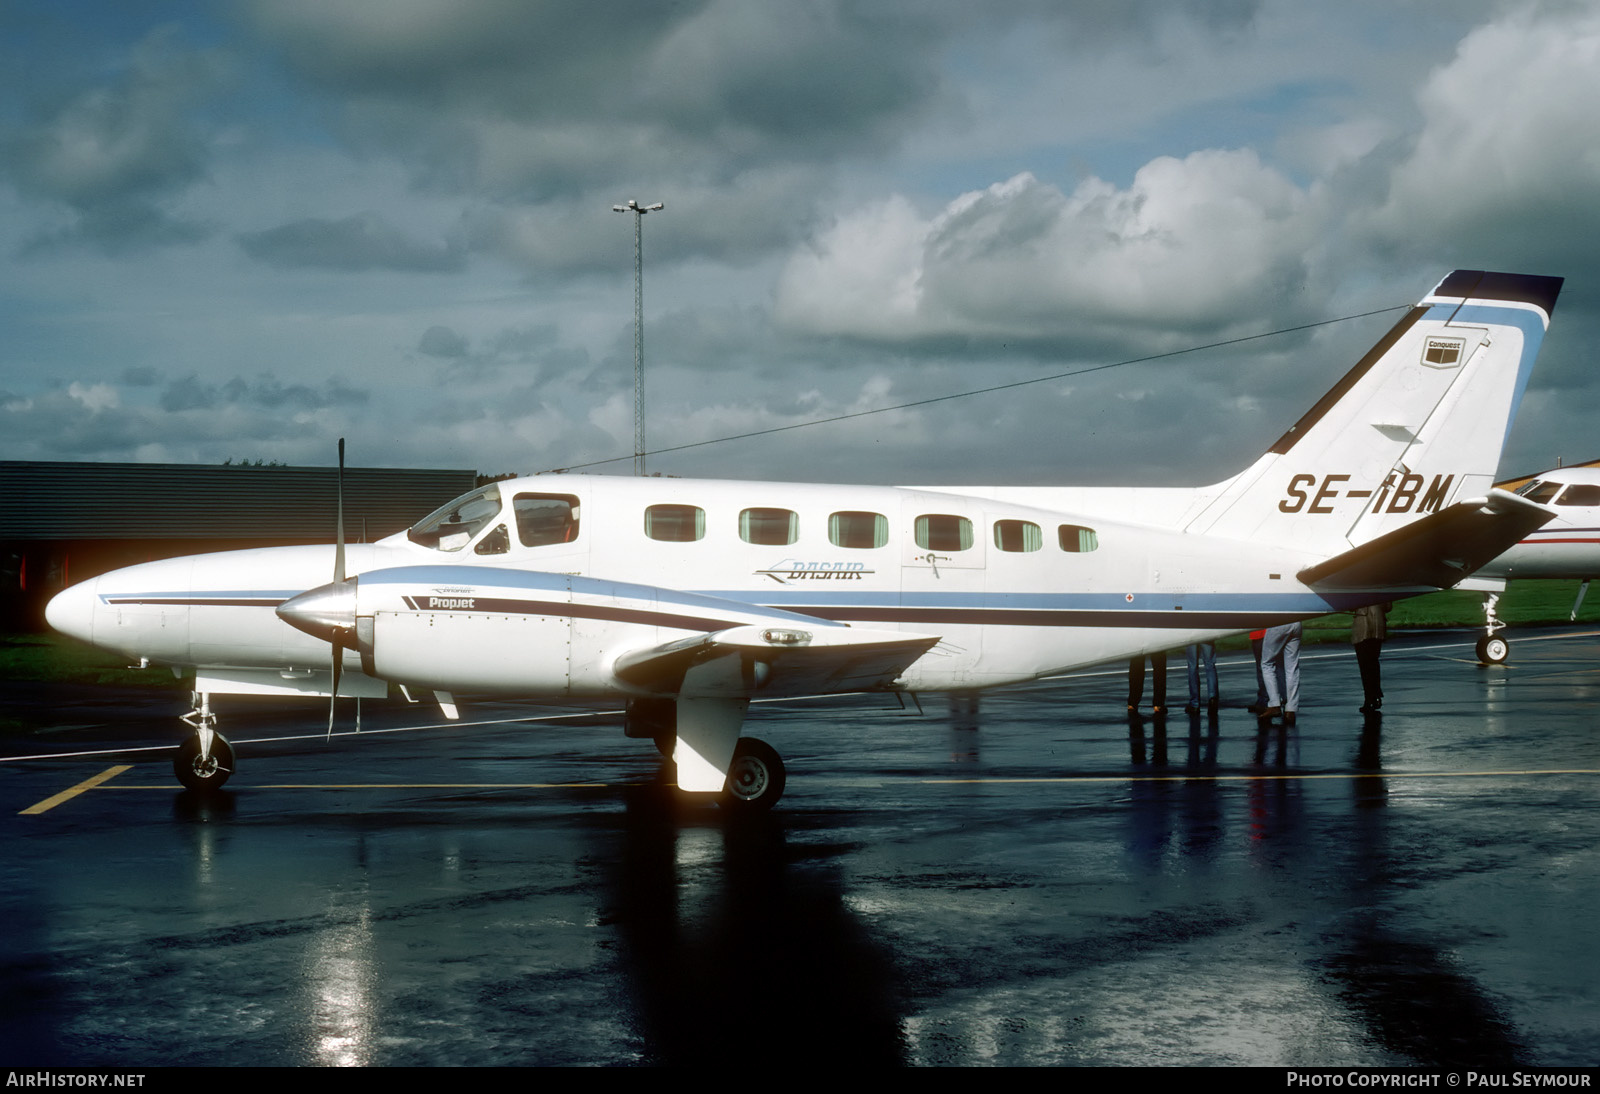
left=1, top=460, right=479, bottom=629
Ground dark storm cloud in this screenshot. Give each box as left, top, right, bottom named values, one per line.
left=236, top=211, right=466, bottom=272
left=0, top=27, right=223, bottom=253
left=418, top=325, right=469, bottom=359
left=234, top=0, right=1282, bottom=283
left=416, top=322, right=585, bottom=383
left=246, top=0, right=942, bottom=187
left=159, top=373, right=368, bottom=413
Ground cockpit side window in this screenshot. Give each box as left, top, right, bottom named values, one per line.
left=1518, top=480, right=1562, bottom=504
left=1556, top=484, right=1600, bottom=507
left=407, top=486, right=503, bottom=552
left=475, top=525, right=510, bottom=555
left=515, top=494, right=581, bottom=546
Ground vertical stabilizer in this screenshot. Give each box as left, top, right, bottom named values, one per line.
left=1185, top=270, right=1562, bottom=555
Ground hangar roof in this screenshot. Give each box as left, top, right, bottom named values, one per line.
left=0, top=461, right=479, bottom=541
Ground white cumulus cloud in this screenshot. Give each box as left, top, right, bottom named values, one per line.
left=776, top=150, right=1322, bottom=350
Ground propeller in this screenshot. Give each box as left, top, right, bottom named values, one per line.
left=328, top=438, right=350, bottom=738
left=275, top=437, right=362, bottom=737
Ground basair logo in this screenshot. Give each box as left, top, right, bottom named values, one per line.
left=757, top=560, right=873, bottom=584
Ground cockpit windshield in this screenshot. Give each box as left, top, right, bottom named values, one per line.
left=407, top=485, right=503, bottom=551
left=1516, top=479, right=1563, bottom=504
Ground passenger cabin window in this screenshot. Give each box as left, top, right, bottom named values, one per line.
left=740, top=507, right=798, bottom=546
left=407, top=486, right=503, bottom=552
left=515, top=494, right=580, bottom=546
left=645, top=504, right=705, bottom=542
left=994, top=519, right=1042, bottom=553
left=1556, top=484, right=1600, bottom=507
left=915, top=514, right=973, bottom=552
left=1518, top=479, right=1562, bottom=504
left=1059, top=524, right=1099, bottom=553
left=829, top=511, right=888, bottom=549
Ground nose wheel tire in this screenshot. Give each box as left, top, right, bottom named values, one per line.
left=1476, top=635, right=1509, bottom=664
left=719, top=737, right=785, bottom=812
left=174, top=733, right=235, bottom=792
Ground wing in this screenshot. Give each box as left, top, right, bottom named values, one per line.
left=612, top=623, right=939, bottom=698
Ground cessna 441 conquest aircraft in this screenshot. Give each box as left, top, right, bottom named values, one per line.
left=46, top=270, right=1562, bottom=810
left=1462, top=463, right=1600, bottom=663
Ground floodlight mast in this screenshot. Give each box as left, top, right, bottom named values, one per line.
left=612, top=199, right=664, bottom=477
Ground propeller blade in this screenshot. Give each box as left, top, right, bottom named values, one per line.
left=334, top=437, right=346, bottom=585
left=329, top=436, right=347, bottom=739
left=328, top=639, right=342, bottom=739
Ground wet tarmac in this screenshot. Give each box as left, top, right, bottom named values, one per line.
left=2, top=629, right=1598, bottom=1067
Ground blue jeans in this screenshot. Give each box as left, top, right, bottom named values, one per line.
left=1186, top=642, right=1218, bottom=704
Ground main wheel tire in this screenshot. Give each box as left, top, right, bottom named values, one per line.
left=1476, top=635, right=1510, bottom=664
left=719, top=737, right=785, bottom=812
left=173, top=733, right=234, bottom=792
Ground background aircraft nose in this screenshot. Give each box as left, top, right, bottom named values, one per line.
left=45, top=578, right=98, bottom=644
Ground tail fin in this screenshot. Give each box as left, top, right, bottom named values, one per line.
left=1185, top=270, right=1562, bottom=554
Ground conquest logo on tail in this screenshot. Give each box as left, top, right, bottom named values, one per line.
left=1280, top=472, right=1454, bottom=515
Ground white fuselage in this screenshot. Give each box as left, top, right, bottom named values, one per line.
left=1475, top=467, right=1600, bottom=583
left=47, top=474, right=1361, bottom=699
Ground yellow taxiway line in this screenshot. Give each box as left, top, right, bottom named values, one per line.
left=16, top=767, right=1598, bottom=815
left=20, top=765, right=133, bottom=815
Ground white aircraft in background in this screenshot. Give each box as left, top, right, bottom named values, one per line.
left=46, top=269, right=1563, bottom=810
left=1461, top=464, right=1600, bottom=663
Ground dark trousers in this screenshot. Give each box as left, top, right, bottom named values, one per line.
left=1127, top=653, right=1168, bottom=709
left=1355, top=639, right=1383, bottom=701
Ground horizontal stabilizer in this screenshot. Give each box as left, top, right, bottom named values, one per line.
left=1297, top=489, right=1554, bottom=591
left=613, top=623, right=939, bottom=698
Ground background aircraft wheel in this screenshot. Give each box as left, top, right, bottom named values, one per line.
left=1476, top=635, right=1510, bottom=664
left=174, top=733, right=234, bottom=791
left=719, top=737, right=785, bottom=812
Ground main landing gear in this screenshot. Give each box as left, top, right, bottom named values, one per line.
left=625, top=698, right=787, bottom=812
left=174, top=692, right=234, bottom=791
left=721, top=737, right=786, bottom=813
left=1477, top=592, right=1510, bottom=665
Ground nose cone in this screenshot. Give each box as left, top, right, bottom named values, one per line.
left=276, top=579, right=357, bottom=644
left=46, top=578, right=99, bottom=645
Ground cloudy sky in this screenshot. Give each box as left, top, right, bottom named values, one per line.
left=2, top=0, right=1597, bottom=487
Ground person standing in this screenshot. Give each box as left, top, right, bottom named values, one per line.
left=1260, top=622, right=1302, bottom=726
left=1353, top=603, right=1390, bottom=714
left=1127, top=652, right=1169, bottom=716
left=1248, top=629, right=1269, bottom=713
left=1185, top=642, right=1218, bottom=713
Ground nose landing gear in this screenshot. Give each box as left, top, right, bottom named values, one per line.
left=175, top=692, right=234, bottom=791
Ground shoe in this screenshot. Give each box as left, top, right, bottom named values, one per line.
left=1284, top=711, right=1297, bottom=726
left=1247, top=703, right=1266, bottom=714
left=1258, top=706, right=1281, bottom=725
left=1184, top=702, right=1199, bottom=714
left=1207, top=698, right=1219, bottom=712
left=1359, top=698, right=1382, bottom=714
